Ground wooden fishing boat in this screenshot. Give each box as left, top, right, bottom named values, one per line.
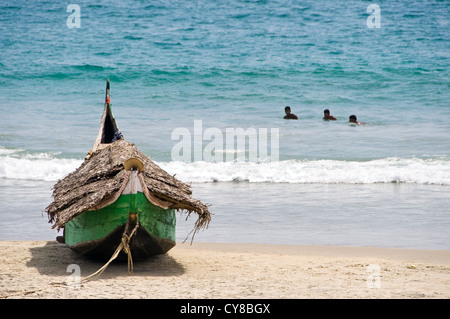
left=46, top=79, right=210, bottom=262
left=63, top=161, right=177, bottom=261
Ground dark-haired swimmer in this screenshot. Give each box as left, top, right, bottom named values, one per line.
left=349, top=115, right=366, bottom=125
left=323, top=109, right=337, bottom=121
left=284, top=106, right=298, bottom=120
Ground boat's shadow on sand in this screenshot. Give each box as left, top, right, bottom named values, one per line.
left=26, top=241, right=185, bottom=279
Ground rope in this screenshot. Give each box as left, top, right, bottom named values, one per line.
left=82, top=220, right=139, bottom=282
left=122, top=220, right=139, bottom=275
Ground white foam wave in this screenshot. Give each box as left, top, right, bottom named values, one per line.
left=158, top=157, right=450, bottom=185
left=0, top=150, right=82, bottom=182
left=1, top=148, right=449, bottom=185
left=0, top=147, right=19, bottom=156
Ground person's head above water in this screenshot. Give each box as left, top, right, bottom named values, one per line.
left=349, top=114, right=366, bottom=125
left=323, top=108, right=337, bottom=120
left=283, top=106, right=298, bottom=120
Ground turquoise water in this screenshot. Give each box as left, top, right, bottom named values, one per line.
left=0, top=1, right=449, bottom=249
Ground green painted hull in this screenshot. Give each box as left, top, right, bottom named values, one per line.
left=65, top=192, right=176, bottom=260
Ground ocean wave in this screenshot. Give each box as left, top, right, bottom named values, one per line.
left=0, top=148, right=82, bottom=182
left=70, top=64, right=114, bottom=72
left=1, top=148, right=449, bottom=185
left=158, top=158, right=450, bottom=185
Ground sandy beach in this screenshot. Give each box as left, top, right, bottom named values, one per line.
left=0, top=240, right=449, bottom=299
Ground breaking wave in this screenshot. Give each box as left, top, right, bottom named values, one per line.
left=159, top=157, right=450, bottom=185
left=0, top=148, right=82, bottom=182
left=2, top=147, right=448, bottom=185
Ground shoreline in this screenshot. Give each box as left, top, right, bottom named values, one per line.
left=0, top=240, right=449, bottom=299
left=178, top=241, right=450, bottom=264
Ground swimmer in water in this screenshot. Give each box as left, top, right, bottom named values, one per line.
left=349, top=115, right=366, bottom=125
left=283, top=106, right=298, bottom=120
left=323, top=109, right=337, bottom=121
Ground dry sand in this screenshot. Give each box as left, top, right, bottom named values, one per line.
left=0, top=240, right=449, bottom=299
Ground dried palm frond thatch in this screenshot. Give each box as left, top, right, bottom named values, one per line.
left=46, top=138, right=210, bottom=241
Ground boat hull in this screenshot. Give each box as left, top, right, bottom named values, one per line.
left=65, top=192, right=176, bottom=261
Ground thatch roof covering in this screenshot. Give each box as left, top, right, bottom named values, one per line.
left=46, top=139, right=211, bottom=239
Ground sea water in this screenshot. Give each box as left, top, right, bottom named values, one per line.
left=0, top=0, right=449, bottom=250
